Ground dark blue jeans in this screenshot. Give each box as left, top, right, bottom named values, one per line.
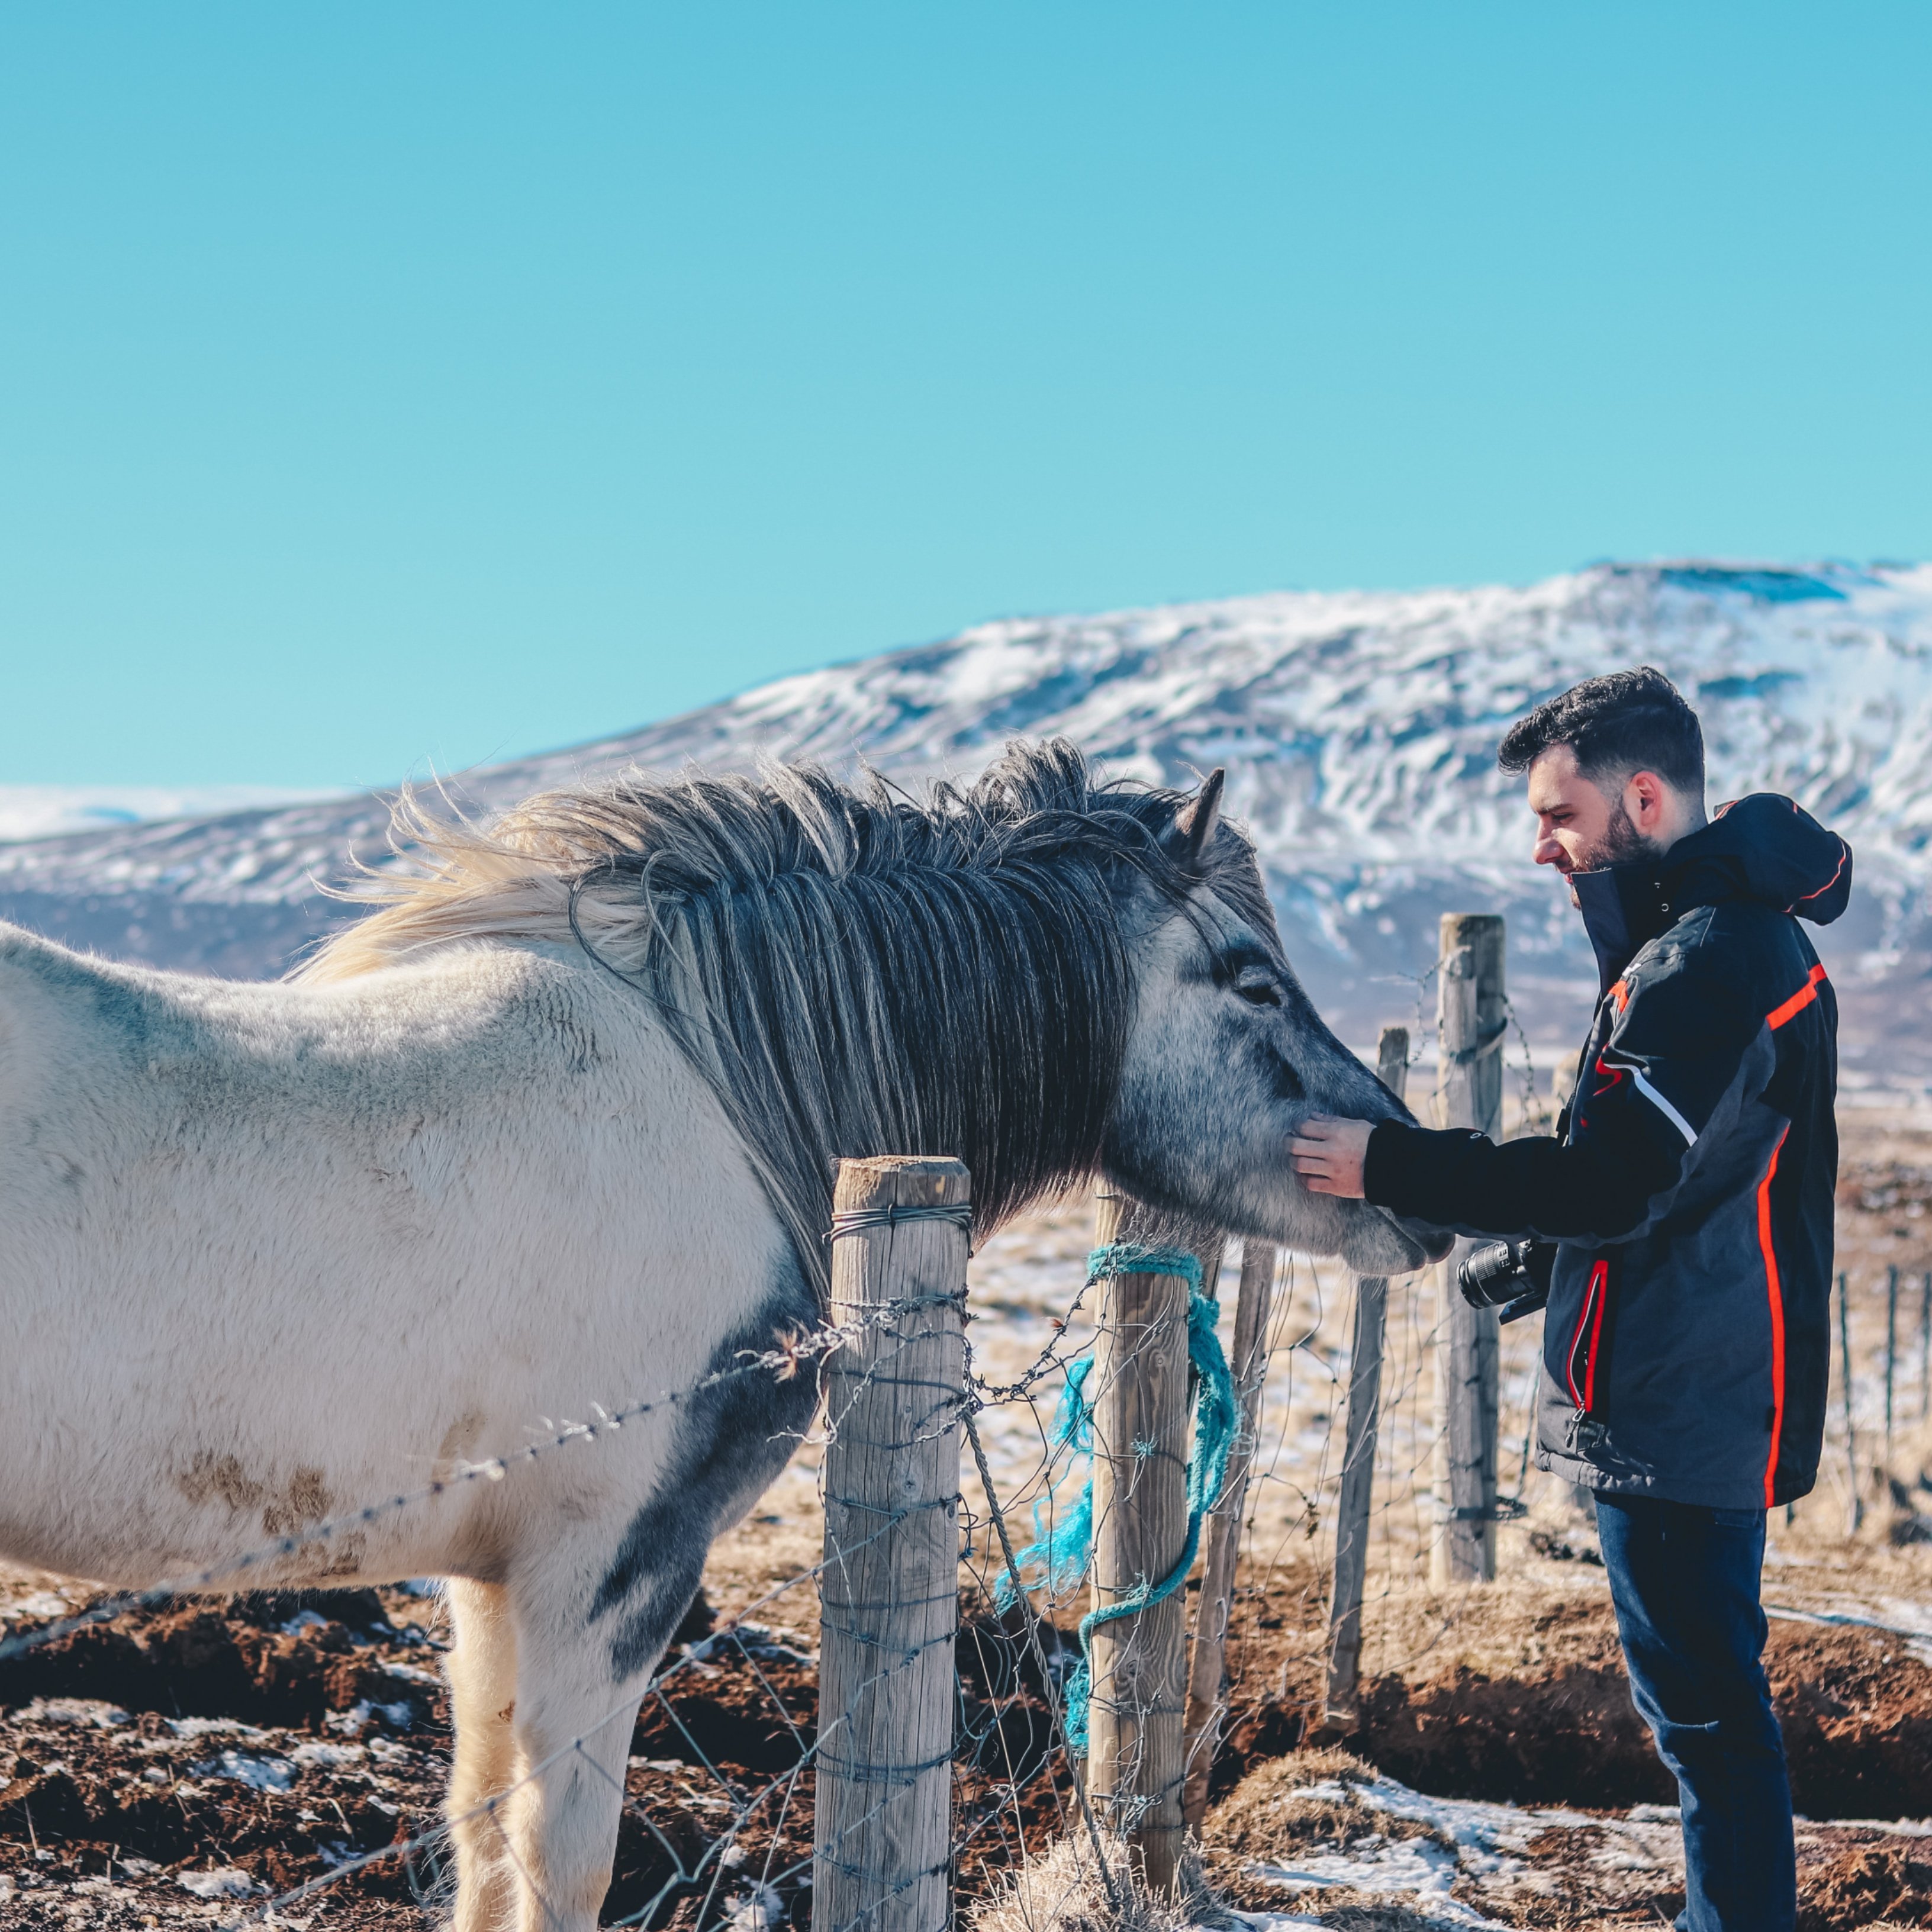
left=1593, top=1494, right=1796, bottom=1932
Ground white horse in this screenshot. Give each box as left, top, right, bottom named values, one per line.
left=0, top=740, right=1438, bottom=1930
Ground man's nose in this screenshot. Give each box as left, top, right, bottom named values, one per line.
left=1531, top=830, right=1564, bottom=867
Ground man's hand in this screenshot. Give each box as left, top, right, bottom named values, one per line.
left=1290, top=1115, right=1374, bottom=1198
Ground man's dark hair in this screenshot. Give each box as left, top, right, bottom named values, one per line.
left=1497, top=666, right=1705, bottom=795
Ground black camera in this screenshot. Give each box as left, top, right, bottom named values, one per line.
left=1457, top=1239, right=1555, bottom=1324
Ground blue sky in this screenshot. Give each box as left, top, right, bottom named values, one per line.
left=2, top=4, right=1927, bottom=790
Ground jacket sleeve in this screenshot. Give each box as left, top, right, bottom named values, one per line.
left=1363, top=937, right=1762, bottom=1244
left=1361, top=1119, right=1679, bottom=1242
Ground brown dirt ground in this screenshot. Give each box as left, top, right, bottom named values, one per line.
left=1209, top=1557, right=1932, bottom=1818
left=5, top=1569, right=1930, bottom=1930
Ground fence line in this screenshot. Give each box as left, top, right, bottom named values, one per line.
left=6, top=1261, right=1921, bottom=1931
left=814, top=1155, right=968, bottom=1932
left=1324, top=1023, right=1408, bottom=1730
left=6, top=946, right=1929, bottom=1931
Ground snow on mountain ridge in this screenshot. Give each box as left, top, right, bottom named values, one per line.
left=0, top=784, right=333, bottom=846
left=677, top=559, right=1932, bottom=870
left=1, top=559, right=1927, bottom=1083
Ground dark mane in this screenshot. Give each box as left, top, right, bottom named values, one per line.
left=301, top=738, right=1276, bottom=1299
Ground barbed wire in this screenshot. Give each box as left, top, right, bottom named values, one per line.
left=8, top=1255, right=1927, bottom=1928
left=4, top=968, right=1928, bottom=1931
left=0, top=1295, right=958, bottom=1670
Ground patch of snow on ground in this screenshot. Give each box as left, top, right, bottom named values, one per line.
left=1247, top=1769, right=1684, bottom=1927
left=324, top=1696, right=413, bottom=1734
left=1765, top=1593, right=1932, bottom=1667
left=191, top=1749, right=297, bottom=1791
left=288, top=1739, right=365, bottom=1769
left=0, top=1589, right=76, bottom=1622
left=176, top=1866, right=257, bottom=1899
left=20, top=1696, right=131, bottom=1727
left=165, top=1715, right=269, bottom=1741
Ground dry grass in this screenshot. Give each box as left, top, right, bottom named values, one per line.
left=965, top=1832, right=1244, bottom=1932
left=1203, top=1749, right=1440, bottom=1865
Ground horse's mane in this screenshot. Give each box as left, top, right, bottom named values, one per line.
left=297, top=738, right=1276, bottom=1298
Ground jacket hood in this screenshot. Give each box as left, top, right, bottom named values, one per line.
left=1571, top=794, right=1853, bottom=991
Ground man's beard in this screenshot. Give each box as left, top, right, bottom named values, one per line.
left=1559, top=797, right=1658, bottom=877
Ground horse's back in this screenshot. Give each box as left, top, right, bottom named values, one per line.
left=0, top=919, right=571, bottom=1129
left=0, top=925, right=785, bottom=1586
left=0, top=920, right=740, bottom=1280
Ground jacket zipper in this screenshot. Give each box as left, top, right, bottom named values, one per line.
left=1566, top=1259, right=1610, bottom=1412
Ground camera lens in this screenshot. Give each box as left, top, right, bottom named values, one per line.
left=1457, top=1240, right=1527, bottom=1308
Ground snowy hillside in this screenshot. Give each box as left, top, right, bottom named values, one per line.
left=3, top=560, right=1928, bottom=1090
left=0, top=783, right=329, bottom=845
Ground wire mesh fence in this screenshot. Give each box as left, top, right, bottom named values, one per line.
left=3, top=947, right=1930, bottom=1930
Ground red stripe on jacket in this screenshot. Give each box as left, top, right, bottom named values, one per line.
left=1759, top=1126, right=1791, bottom=1507
left=1767, top=962, right=1827, bottom=1031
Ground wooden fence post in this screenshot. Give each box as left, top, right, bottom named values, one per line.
left=813, top=1156, right=968, bottom=1932
left=1921, top=1271, right=1931, bottom=1424
left=1433, top=915, right=1505, bottom=1586
left=1181, top=1235, right=1276, bottom=1828
left=1324, top=1025, right=1409, bottom=1728
left=1838, top=1270, right=1863, bottom=1537
left=1886, top=1264, right=1899, bottom=1461
left=1085, top=1190, right=1212, bottom=1896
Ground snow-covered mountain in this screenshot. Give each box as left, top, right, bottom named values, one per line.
left=4, top=560, right=1928, bottom=1092
left=0, top=783, right=331, bottom=845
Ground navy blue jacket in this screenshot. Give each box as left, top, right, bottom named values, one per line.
left=1364, top=796, right=1851, bottom=1510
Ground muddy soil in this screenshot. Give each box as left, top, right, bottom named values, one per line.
left=0, top=1587, right=1074, bottom=1931
left=1214, top=1580, right=1932, bottom=1818
left=5, top=1573, right=1931, bottom=1930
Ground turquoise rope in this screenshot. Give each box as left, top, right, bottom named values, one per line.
left=997, top=1243, right=1237, bottom=1752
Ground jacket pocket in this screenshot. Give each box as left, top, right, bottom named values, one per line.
left=1564, top=1258, right=1611, bottom=1413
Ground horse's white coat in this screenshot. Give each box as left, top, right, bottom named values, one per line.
left=1, top=933, right=805, bottom=1928
left=0, top=933, right=775, bottom=1590
left=0, top=766, right=1428, bottom=1928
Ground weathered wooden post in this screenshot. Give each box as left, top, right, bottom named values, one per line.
left=1181, top=1236, right=1276, bottom=1828
left=1433, top=915, right=1505, bottom=1586
left=1921, top=1271, right=1931, bottom=1423
left=1085, top=1190, right=1209, bottom=1896
left=1886, top=1264, right=1899, bottom=1460
left=814, top=1156, right=968, bottom=1932
left=1324, top=1025, right=1409, bottom=1728
left=1838, top=1270, right=1863, bottom=1536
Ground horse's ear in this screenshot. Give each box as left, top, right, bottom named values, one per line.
left=1175, top=768, right=1225, bottom=868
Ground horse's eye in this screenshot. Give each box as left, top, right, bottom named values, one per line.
left=1235, top=970, right=1281, bottom=1008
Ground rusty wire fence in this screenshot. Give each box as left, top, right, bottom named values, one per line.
left=2, top=959, right=1927, bottom=1931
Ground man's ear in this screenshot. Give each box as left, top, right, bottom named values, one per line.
left=1625, top=768, right=1668, bottom=832
left=1174, top=767, right=1225, bottom=868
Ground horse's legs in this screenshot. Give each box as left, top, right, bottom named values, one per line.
left=488, top=1302, right=813, bottom=1928
left=499, top=1553, right=703, bottom=1932
left=445, top=1579, right=523, bottom=1932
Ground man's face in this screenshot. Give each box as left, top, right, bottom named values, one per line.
left=1525, top=743, right=1654, bottom=880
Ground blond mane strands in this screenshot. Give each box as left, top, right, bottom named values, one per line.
left=294, top=783, right=666, bottom=984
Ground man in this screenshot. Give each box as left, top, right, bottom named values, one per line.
left=1292, top=666, right=1852, bottom=1932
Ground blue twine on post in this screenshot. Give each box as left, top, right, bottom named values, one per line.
left=996, top=1242, right=1237, bottom=1751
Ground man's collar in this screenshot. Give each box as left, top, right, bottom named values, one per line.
left=1569, top=851, right=1680, bottom=995
left=1567, top=798, right=1853, bottom=996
